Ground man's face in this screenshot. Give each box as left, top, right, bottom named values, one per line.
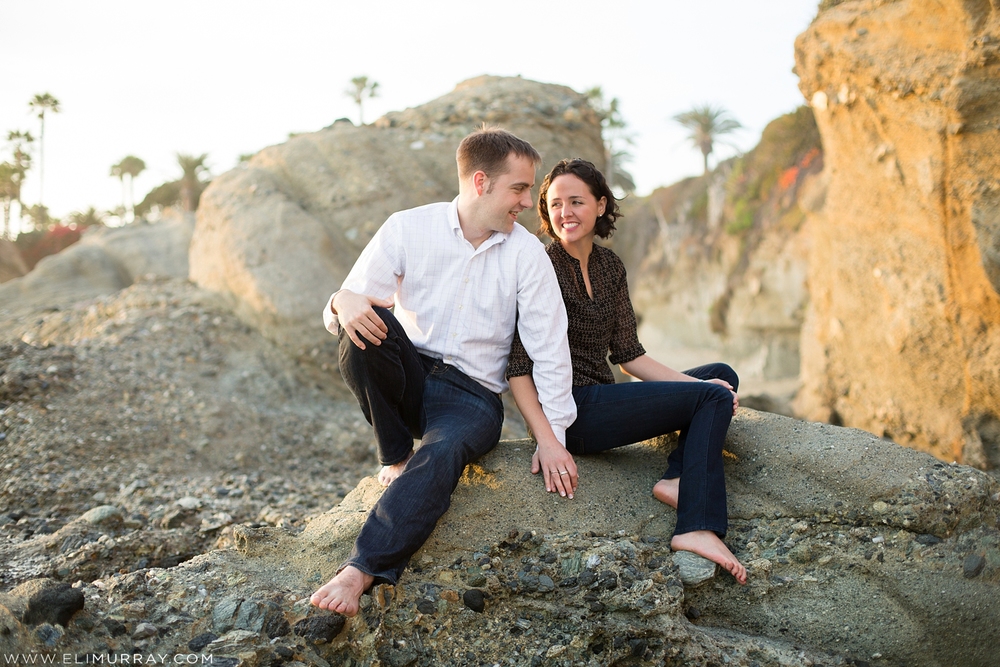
left=479, top=155, right=536, bottom=234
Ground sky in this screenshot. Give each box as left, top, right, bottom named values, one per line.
left=1, top=1, right=817, bottom=232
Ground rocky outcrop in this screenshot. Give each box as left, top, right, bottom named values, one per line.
left=189, top=75, right=605, bottom=349
left=3, top=412, right=997, bottom=666
left=0, top=211, right=193, bottom=319
left=794, top=0, right=1000, bottom=465
left=0, top=238, right=28, bottom=283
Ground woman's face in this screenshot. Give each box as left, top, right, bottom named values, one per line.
left=546, top=173, right=607, bottom=246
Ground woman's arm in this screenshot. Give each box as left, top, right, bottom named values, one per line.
left=621, top=355, right=738, bottom=413
left=508, top=375, right=578, bottom=498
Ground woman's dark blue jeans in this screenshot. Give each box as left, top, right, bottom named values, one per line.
left=338, top=308, right=503, bottom=585
left=565, top=363, right=738, bottom=538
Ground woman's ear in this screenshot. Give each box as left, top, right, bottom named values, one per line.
left=598, top=197, right=607, bottom=217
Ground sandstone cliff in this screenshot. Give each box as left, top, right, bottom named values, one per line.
left=0, top=239, right=28, bottom=283
left=189, top=75, right=605, bottom=349
left=794, top=0, right=1000, bottom=467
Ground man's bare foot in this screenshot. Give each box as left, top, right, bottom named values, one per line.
left=671, top=531, right=747, bottom=585
left=378, top=452, right=413, bottom=487
left=310, top=566, right=374, bottom=617
left=652, top=478, right=679, bottom=509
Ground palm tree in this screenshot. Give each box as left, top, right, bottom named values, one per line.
left=344, top=76, right=379, bottom=125
left=66, top=207, right=106, bottom=229
left=4, top=131, right=34, bottom=236
left=672, top=104, right=742, bottom=175
left=28, top=93, right=61, bottom=205
left=585, top=87, right=636, bottom=195
left=176, top=153, right=209, bottom=212
left=110, top=155, right=146, bottom=222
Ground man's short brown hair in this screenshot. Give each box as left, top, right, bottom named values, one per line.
left=456, top=126, right=541, bottom=180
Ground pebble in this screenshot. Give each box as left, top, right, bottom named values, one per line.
left=188, top=632, right=218, bottom=652
left=293, top=615, right=346, bottom=644
left=963, top=554, right=986, bottom=579
left=132, top=622, right=158, bottom=639
left=673, top=551, right=717, bottom=587
left=79, top=505, right=123, bottom=525
left=463, top=589, right=485, bottom=613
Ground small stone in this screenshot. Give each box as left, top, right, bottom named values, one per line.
left=235, top=599, right=266, bottom=632
left=18, top=580, right=85, bottom=627
left=132, top=622, right=158, bottom=639
left=872, top=501, right=888, bottom=513
left=293, top=615, right=345, bottom=644
left=578, top=571, right=596, bottom=587
left=416, top=599, right=437, bottom=615
left=685, top=606, right=701, bottom=620
left=463, top=589, right=485, bottom=613
left=212, top=597, right=242, bottom=633
left=176, top=496, right=202, bottom=510
left=34, top=623, right=63, bottom=647
left=79, top=506, right=123, bottom=525
left=963, top=554, right=986, bottom=579
left=538, top=575, right=554, bottom=592
left=915, top=534, right=942, bottom=545
left=188, top=632, right=218, bottom=652
left=673, top=551, right=717, bottom=587
left=440, top=589, right=459, bottom=603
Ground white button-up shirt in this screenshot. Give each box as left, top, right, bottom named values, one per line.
left=324, top=199, right=576, bottom=444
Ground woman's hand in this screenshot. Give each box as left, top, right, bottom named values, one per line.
left=705, top=378, right=739, bottom=414
left=531, top=438, right=578, bottom=499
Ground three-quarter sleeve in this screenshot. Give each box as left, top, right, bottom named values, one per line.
left=606, top=260, right=646, bottom=366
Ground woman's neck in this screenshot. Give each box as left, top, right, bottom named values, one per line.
left=560, top=236, right=594, bottom=264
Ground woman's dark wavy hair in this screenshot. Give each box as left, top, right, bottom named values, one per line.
left=537, top=158, right=622, bottom=240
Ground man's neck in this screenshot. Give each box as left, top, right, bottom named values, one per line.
left=456, top=198, right=492, bottom=249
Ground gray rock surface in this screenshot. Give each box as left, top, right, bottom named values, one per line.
left=189, top=75, right=605, bottom=349
left=673, top=551, right=717, bottom=587
left=2, top=411, right=996, bottom=666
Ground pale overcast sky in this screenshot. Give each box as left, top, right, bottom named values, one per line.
left=1, top=1, right=817, bottom=228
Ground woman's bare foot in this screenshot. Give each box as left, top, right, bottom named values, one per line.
left=310, top=566, right=374, bottom=617
left=378, top=452, right=413, bottom=487
left=671, top=531, right=747, bottom=585
left=652, top=478, right=680, bottom=509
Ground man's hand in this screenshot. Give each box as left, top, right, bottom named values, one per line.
left=705, top=378, right=739, bottom=415
left=334, top=290, right=394, bottom=350
left=531, top=438, right=578, bottom=499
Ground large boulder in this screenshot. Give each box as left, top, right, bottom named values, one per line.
left=0, top=211, right=193, bottom=319
left=189, top=75, right=605, bottom=349
left=794, top=0, right=1000, bottom=466
left=9, top=411, right=997, bottom=666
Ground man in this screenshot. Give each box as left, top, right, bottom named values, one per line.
left=310, top=127, right=577, bottom=617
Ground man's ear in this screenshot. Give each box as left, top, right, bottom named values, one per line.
left=473, top=170, right=488, bottom=196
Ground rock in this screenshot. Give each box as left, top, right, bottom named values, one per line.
left=2, top=579, right=85, bottom=627
left=79, top=505, right=123, bottom=526
left=0, top=238, right=28, bottom=283
left=189, top=75, right=604, bottom=348
left=293, top=614, right=345, bottom=644
left=673, top=551, right=717, bottom=587
left=188, top=631, right=218, bottom=652
left=0, top=211, right=193, bottom=318
left=132, top=622, right=158, bottom=639
left=794, top=0, right=1000, bottom=467
left=963, top=554, right=986, bottom=579
left=462, top=589, right=485, bottom=613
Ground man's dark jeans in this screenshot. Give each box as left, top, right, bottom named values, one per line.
left=565, top=363, right=738, bottom=537
left=337, top=307, right=503, bottom=584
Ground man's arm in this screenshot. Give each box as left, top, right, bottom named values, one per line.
left=322, top=215, right=403, bottom=348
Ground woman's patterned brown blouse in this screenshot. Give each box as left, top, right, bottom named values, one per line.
left=506, top=241, right=645, bottom=387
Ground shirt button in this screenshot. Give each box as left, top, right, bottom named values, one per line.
left=464, top=278, right=469, bottom=283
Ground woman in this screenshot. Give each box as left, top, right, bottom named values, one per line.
left=507, top=158, right=746, bottom=584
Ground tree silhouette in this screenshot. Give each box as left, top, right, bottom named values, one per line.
left=1, top=131, right=34, bottom=238
left=110, top=155, right=146, bottom=222
left=585, top=87, right=636, bottom=195
left=345, top=76, right=379, bottom=125
left=176, top=153, right=209, bottom=212
left=28, top=93, right=61, bottom=205
left=66, top=206, right=106, bottom=229
left=672, top=104, right=742, bottom=175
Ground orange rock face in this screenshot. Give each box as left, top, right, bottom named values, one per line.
left=794, top=0, right=1000, bottom=465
